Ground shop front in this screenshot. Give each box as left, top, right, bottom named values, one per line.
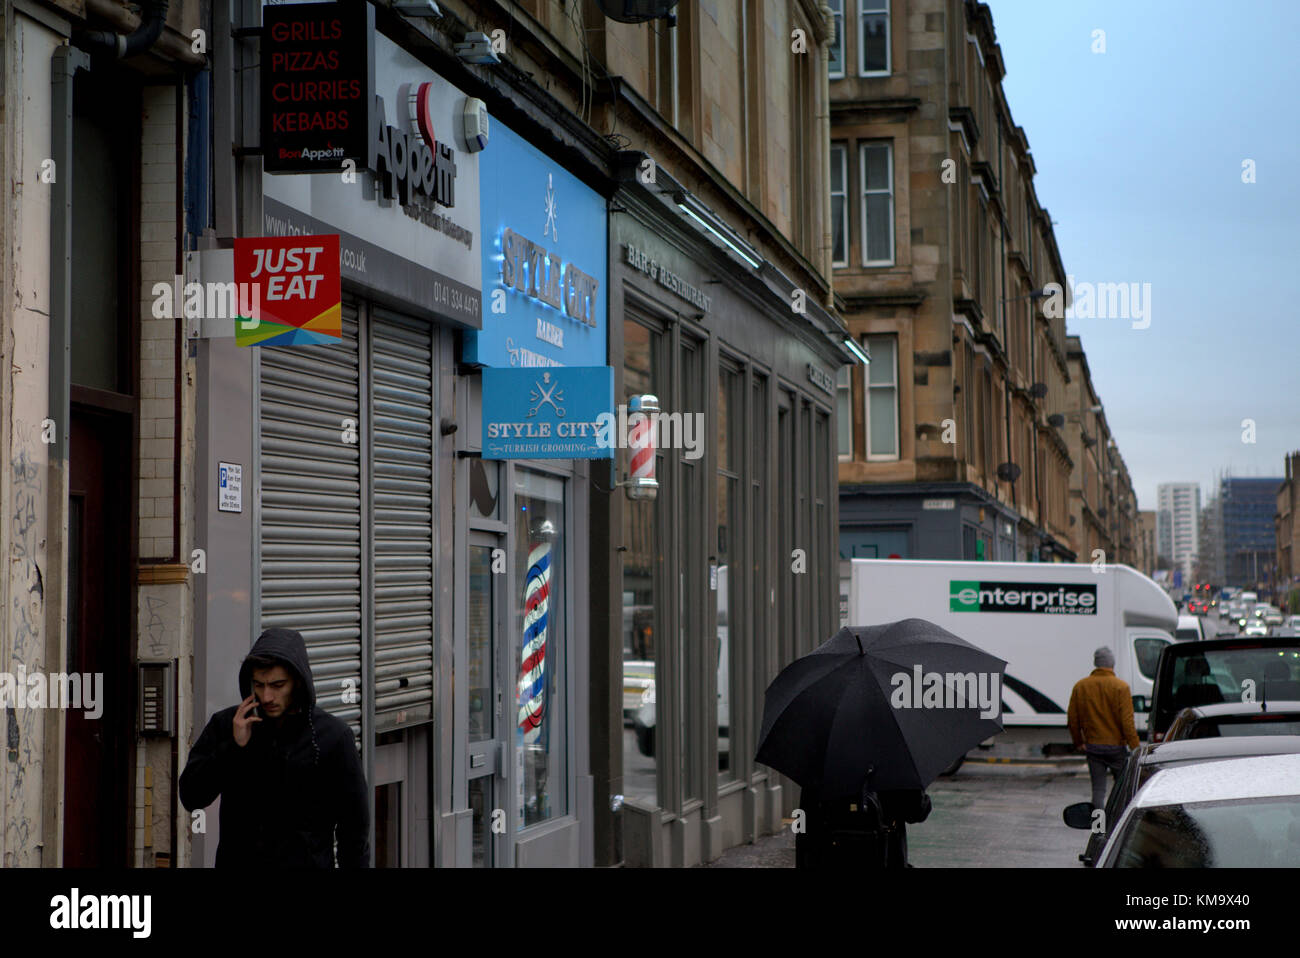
left=454, top=117, right=609, bottom=866
left=193, top=16, right=482, bottom=867
left=604, top=169, right=850, bottom=867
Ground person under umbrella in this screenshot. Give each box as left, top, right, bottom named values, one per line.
left=756, top=618, right=1005, bottom=868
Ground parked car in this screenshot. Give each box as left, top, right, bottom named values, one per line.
left=1094, top=753, right=1300, bottom=867
left=1066, top=735, right=1300, bottom=866
left=1147, top=635, right=1300, bottom=740
left=622, top=659, right=654, bottom=726
left=633, top=684, right=730, bottom=763
left=1164, top=701, right=1300, bottom=741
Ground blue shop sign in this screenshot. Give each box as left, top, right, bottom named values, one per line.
left=465, top=121, right=607, bottom=368
left=482, top=366, right=614, bottom=460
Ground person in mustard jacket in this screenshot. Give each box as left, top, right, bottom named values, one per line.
left=1067, top=646, right=1140, bottom=811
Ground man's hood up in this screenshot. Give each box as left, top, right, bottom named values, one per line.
left=239, top=627, right=316, bottom=710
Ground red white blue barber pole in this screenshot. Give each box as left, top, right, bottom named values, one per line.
left=625, top=394, right=659, bottom=501
left=517, top=517, right=557, bottom=826
left=518, top=536, right=552, bottom=744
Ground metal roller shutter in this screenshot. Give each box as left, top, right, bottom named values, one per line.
left=370, top=309, right=435, bottom=729
left=259, top=305, right=363, bottom=739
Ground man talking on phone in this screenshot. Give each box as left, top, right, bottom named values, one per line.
left=180, top=627, right=370, bottom=867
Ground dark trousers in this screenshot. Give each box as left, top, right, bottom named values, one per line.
left=1085, top=745, right=1127, bottom=810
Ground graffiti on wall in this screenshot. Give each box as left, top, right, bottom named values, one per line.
left=5, top=424, right=46, bottom=865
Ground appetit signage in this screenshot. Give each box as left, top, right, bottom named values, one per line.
left=261, top=30, right=481, bottom=325
left=234, top=234, right=341, bottom=347
left=261, top=1, right=374, bottom=174
left=465, top=121, right=606, bottom=368
left=369, top=83, right=457, bottom=211
left=481, top=366, right=614, bottom=460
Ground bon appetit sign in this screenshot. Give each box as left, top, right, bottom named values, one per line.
left=261, top=1, right=375, bottom=174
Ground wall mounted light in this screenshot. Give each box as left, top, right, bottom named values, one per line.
left=843, top=337, right=871, bottom=366
left=394, top=1, right=444, bottom=17
left=672, top=191, right=762, bottom=269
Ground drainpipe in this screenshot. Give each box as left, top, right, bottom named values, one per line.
left=75, top=0, right=177, bottom=60
left=46, top=42, right=93, bottom=870
left=819, top=2, right=834, bottom=306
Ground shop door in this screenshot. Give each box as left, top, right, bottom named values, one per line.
left=64, top=408, right=131, bottom=866
left=467, top=532, right=509, bottom=866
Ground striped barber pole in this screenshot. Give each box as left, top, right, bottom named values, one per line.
left=517, top=540, right=551, bottom=744
left=628, top=412, right=654, bottom=482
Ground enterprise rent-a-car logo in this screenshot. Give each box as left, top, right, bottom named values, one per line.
left=949, top=580, right=1097, bottom=615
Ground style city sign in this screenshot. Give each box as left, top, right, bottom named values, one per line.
left=482, top=366, right=615, bottom=460
left=467, top=121, right=606, bottom=368
left=261, top=1, right=375, bottom=174
left=500, top=227, right=599, bottom=328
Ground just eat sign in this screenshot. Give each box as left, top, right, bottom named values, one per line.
left=234, top=234, right=341, bottom=347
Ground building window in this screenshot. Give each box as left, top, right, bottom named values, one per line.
left=864, top=334, right=898, bottom=459
left=622, top=318, right=662, bottom=809
left=859, top=0, right=890, bottom=76
left=828, top=0, right=845, bottom=78
left=831, top=142, right=848, bottom=266
left=514, top=467, right=568, bottom=828
left=836, top=365, right=852, bottom=458
left=717, top=363, right=744, bottom=784
left=859, top=142, right=894, bottom=266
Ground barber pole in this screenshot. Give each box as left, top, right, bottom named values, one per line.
left=625, top=394, right=659, bottom=501
left=517, top=537, right=552, bottom=744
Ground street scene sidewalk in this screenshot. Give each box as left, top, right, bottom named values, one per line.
left=702, top=762, right=1091, bottom=868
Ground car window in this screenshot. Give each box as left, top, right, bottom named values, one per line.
left=1133, top=639, right=1167, bottom=681
left=1112, top=797, right=1300, bottom=867
left=1174, top=629, right=1199, bottom=641
left=1168, top=647, right=1300, bottom=713
left=1199, top=717, right=1300, bottom=738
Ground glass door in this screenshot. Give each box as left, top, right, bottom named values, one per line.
left=468, top=533, right=506, bottom=866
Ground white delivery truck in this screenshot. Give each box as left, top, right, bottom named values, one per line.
left=841, top=559, right=1177, bottom=741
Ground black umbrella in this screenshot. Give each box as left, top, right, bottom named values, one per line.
left=755, top=618, right=1006, bottom=799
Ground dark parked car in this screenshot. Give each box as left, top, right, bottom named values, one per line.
left=1163, top=701, right=1300, bottom=741
left=1066, top=735, right=1300, bottom=866
left=1095, top=754, right=1300, bottom=867
left=1147, top=636, right=1300, bottom=741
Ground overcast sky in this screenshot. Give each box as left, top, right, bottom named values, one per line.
left=984, top=0, right=1300, bottom=510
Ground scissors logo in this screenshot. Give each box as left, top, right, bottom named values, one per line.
left=527, top=371, right=565, bottom=418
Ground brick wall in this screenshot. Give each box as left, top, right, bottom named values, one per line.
left=139, top=85, right=178, bottom=560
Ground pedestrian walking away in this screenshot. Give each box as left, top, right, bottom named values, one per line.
left=180, top=627, right=371, bottom=867
left=1067, top=646, right=1140, bottom=811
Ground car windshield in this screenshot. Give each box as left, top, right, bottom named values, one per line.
left=1167, top=647, right=1300, bottom=711
left=1174, top=629, right=1199, bottom=641
left=1113, top=797, right=1300, bottom=867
